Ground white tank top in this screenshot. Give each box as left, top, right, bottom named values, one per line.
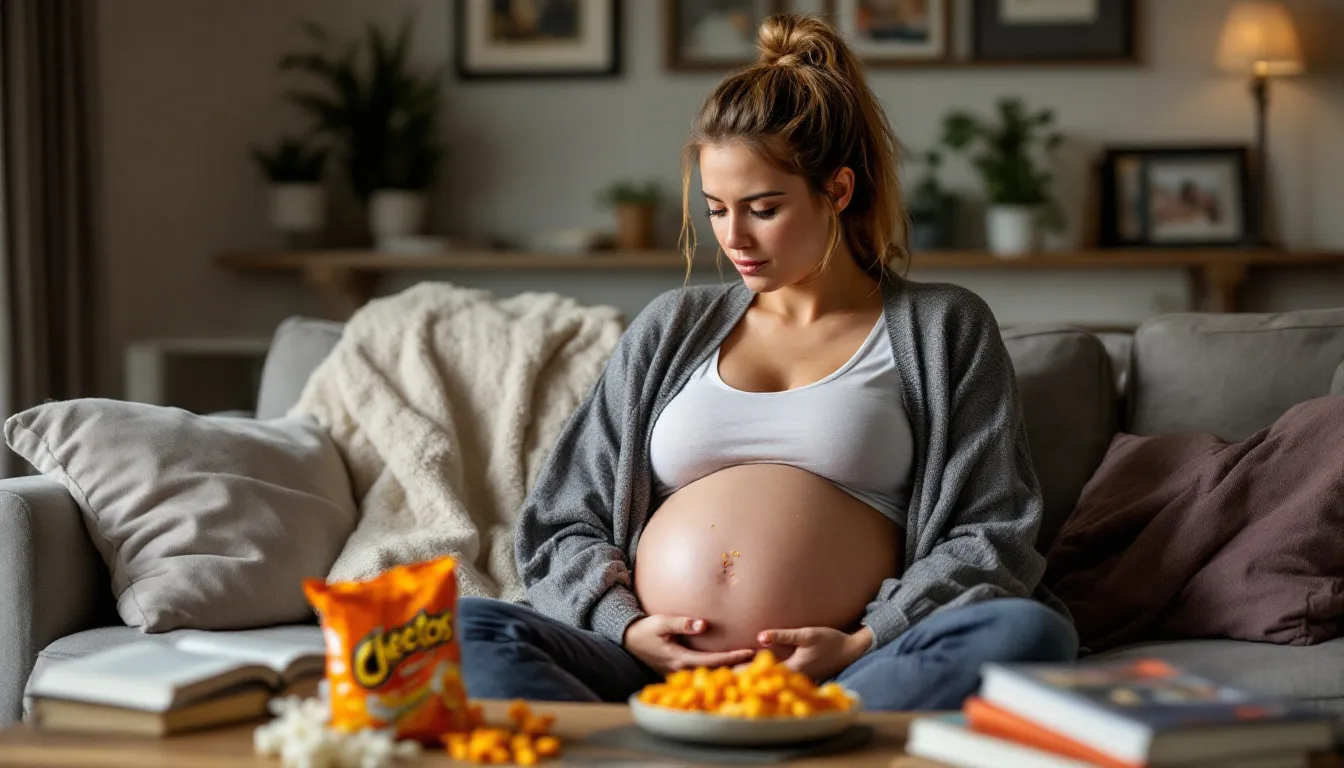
left=649, top=312, right=914, bottom=525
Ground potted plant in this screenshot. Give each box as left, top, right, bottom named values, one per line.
left=941, top=97, right=1064, bottom=257
left=598, top=180, right=664, bottom=251
left=906, top=149, right=955, bottom=250
left=280, top=18, right=446, bottom=246
left=251, top=136, right=328, bottom=247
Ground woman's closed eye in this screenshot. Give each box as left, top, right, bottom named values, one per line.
left=705, top=207, right=778, bottom=220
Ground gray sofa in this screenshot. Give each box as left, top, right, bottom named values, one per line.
left=4, top=305, right=1344, bottom=727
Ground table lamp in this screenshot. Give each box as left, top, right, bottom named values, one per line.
left=1216, top=1, right=1305, bottom=246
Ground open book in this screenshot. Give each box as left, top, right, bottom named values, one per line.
left=29, top=632, right=326, bottom=736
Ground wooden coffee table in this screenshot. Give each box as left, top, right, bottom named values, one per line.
left=0, top=699, right=939, bottom=767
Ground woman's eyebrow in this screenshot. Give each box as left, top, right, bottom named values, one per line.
left=702, top=190, right=786, bottom=203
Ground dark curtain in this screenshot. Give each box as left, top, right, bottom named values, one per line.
left=1, top=0, right=101, bottom=476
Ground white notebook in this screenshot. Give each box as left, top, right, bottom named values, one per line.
left=907, top=715, right=1308, bottom=768
left=30, top=634, right=325, bottom=713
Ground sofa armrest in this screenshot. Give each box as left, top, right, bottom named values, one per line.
left=0, top=475, right=114, bottom=726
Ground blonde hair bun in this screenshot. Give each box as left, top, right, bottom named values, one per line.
left=756, top=13, right=843, bottom=72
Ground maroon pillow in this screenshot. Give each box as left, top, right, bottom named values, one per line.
left=1044, top=395, right=1344, bottom=652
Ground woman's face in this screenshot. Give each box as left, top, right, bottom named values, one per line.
left=699, top=142, right=850, bottom=292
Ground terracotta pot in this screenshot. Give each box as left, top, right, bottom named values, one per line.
left=615, top=204, right=655, bottom=251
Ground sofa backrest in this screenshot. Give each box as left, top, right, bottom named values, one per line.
left=255, top=317, right=344, bottom=420
left=1128, top=308, right=1344, bottom=440
left=256, top=308, right=1344, bottom=553
left=1000, top=325, right=1117, bottom=551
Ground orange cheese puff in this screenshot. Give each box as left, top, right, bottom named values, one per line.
left=303, top=556, right=470, bottom=742
left=534, top=736, right=562, bottom=757
left=636, top=649, right=857, bottom=717
left=441, top=732, right=470, bottom=761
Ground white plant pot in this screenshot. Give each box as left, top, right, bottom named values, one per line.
left=369, top=190, right=428, bottom=245
left=986, top=205, right=1039, bottom=258
left=268, top=183, right=326, bottom=234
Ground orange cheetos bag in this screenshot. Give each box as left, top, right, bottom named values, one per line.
left=303, top=556, right=471, bottom=742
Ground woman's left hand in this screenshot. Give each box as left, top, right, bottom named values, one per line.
left=756, top=626, right=872, bottom=681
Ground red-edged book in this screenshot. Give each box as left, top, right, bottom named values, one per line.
left=966, top=696, right=1143, bottom=768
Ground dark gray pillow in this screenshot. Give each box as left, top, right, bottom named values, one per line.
left=1002, top=325, right=1118, bottom=553
left=4, top=399, right=356, bottom=632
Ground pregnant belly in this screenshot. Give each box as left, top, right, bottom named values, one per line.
left=633, top=464, right=902, bottom=653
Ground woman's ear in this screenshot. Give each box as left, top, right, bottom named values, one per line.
left=827, top=167, right=856, bottom=214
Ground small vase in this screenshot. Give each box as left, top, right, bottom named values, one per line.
left=369, top=190, right=428, bottom=246
left=268, top=184, right=326, bottom=246
left=615, top=204, right=655, bottom=251
left=986, top=205, right=1039, bottom=258
left=908, top=190, right=956, bottom=250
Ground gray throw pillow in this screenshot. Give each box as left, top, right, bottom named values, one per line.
left=4, top=399, right=357, bottom=632
left=1332, top=361, right=1344, bottom=396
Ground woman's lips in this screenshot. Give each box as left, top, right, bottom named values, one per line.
left=731, top=258, right=768, bottom=276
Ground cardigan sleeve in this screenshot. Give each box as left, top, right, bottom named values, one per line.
left=512, top=290, right=680, bottom=645
left=858, top=289, right=1054, bottom=650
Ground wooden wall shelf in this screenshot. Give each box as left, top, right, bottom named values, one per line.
left=216, top=248, right=1344, bottom=318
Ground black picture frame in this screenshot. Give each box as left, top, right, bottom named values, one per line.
left=973, top=0, right=1139, bottom=63
left=1099, top=145, right=1252, bottom=248
left=456, top=0, right=622, bottom=80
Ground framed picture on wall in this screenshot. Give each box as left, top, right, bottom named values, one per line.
left=1100, top=146, right=1251, bottom=248
left=456, top=0, right=621, bottom=79
left=824, top=0, right=950, bottom=65
left=972, top=0, right=1138, bottom=63
left=666, top=0, right=782, bottom=71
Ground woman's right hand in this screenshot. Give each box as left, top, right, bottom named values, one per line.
left=623, top=615, right=756, bottom=675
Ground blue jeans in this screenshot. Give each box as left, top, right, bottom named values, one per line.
left=456, top=597, right=1077, bottom=710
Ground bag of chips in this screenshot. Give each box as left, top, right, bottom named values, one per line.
left=303, top=556, right=470, bottom=742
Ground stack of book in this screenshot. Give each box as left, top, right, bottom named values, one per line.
left=27, top=632, right=325, bottom=736
left=907, top=659, right=1338, bottom=768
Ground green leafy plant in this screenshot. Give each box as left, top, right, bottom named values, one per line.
left=597, top=180, right=664, bottom=208
left=250, top=136, right=328, bottom=183
left=280, top=18, right=445, bottom=198
left=941, top=97, right=1064, bottom=229
left=911, top=149, right=944, bottom=200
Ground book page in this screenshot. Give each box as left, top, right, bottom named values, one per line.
left=171, top=631, right=326, bottom=682
left=29, top=641, right=280, bottom=712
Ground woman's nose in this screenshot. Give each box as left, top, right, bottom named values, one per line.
left=722, top=214, right=750, bottom=250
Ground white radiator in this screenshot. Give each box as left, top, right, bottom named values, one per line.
left=124, top=338, right=271, bottom=414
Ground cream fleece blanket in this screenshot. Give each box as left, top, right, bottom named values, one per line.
left=289, top=282, right=624, bottom=600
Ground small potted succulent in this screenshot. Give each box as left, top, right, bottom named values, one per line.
left=941, top=97, right=1064, bottom=258
left=251, top=136, right=328, bottom=246
left=598, top=180, right=664, bottom=251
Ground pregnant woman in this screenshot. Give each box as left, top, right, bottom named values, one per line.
left=457, top=13, right=1076, bottom=711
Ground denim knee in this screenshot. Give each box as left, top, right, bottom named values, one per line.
left=456, top=597, right=532, bottom=643
left=982, top=598, right=1078, bottom=663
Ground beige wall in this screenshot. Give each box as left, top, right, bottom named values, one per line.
left=95, top=0, right=1344, bottom=396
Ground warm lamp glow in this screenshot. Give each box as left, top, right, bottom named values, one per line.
left=1216, top=1, right=1305, bottom=77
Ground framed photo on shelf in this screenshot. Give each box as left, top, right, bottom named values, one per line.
left=666, top=0, right=782, bottom=71
left=1099, top=145, right=1251, bottom=248
left=456, top=0, right=621, bottom=79
left=972, top=0, right=1138, bottom=63
left=824, top=0, right=950, bottom=65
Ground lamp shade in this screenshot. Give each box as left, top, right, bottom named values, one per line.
left=1216, top=1, right=1305, bottom=76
